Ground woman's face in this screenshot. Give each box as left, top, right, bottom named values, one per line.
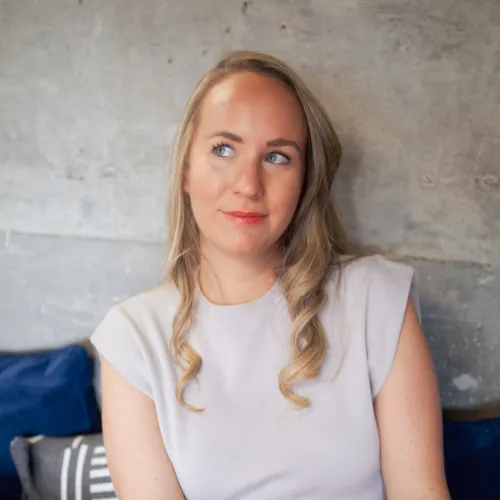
left=185, top=71, right=308, bottom=260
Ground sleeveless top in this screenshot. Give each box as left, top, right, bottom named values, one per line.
left=91, top=254, right=420, bottom=499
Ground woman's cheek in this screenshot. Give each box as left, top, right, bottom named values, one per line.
left=193, top=166, right=228, bottom=201
left=273, top=174, right=302, bottom=204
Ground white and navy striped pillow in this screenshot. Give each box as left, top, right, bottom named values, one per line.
left=11, top=434, right=116, bottom=500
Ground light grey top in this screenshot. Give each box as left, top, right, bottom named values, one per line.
left=91, top=254, right=420, bottom=500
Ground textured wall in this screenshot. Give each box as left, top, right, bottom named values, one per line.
left=1, top=0, right=499, bottom=408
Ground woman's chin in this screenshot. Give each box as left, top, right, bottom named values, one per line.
left=222, top=240, right=269, bottom=258
left=227, top=246, right=262, bottom=257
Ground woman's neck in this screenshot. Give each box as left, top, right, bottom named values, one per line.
left=198, top=250, right=278, bottom=306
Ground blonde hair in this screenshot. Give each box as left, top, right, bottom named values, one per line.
left=166, top=50, right=361, bottom=411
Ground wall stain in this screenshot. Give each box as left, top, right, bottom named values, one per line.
left=225, top=26, right=231, bottom=34
left=167, top=57, right=173, bottom=64
left=67, top=173, right=84, bottom=182
left=453, top=374, right=480, bottom=391
left=80, top=198, right=94, bottom=218
left=241, top=1, right=250, bottom=15
left=474, top=174, right=500, bottom=191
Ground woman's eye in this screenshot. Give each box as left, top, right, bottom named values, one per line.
left=212, top=144, right=234, bottom=157
left=266, top=152, right=291, bottom=165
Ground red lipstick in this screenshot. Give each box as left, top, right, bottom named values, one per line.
left=222, top=211, right=266, bottom=225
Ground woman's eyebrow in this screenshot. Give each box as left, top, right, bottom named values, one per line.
left=266, top=138, right=301, bottom=153
left=207, top=131, right=243, bottom=143
left=208, top=132, right=301, bottom=153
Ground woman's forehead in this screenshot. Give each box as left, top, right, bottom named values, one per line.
left=195, top=72, right=308, bottom=143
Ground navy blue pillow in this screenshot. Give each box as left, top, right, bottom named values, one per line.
left=0, top=345, right=101, bottom=499
left=444, top=417, right=500, bottom=499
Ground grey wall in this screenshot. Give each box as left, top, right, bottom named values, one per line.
left=1, top=0, right=499, bottom=409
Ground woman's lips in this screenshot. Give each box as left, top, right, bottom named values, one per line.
left=222, top=211, right=267, bottom=225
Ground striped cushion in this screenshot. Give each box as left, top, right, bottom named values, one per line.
left=10, top=434, right=115, bottom=500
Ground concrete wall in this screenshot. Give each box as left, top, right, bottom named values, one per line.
left=1, top=0, right=499, bottom=408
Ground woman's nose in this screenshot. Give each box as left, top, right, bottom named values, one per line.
left=233, top=160, right=264, bottom=199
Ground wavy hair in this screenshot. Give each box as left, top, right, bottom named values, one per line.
left=165, top=50, right=361, bottom=411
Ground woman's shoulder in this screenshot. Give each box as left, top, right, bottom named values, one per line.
left=115, top=282, right=179, bottom=315
left=90, top=283, right=180, bottom=385
left=90, top=283, right=181, bottom=399
left=99, top=282, right=181, bottom=337
left=334, top=252, right=415, bottom=278
left=325, top=253, right=417, bottom=298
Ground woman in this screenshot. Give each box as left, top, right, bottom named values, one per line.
left=91, top=51, right=450, bottom=499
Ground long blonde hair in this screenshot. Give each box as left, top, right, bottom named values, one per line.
left=166, top=50, right=361, bottom=411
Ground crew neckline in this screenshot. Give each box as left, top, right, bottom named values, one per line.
left=195, top=279, right=282, bottom=325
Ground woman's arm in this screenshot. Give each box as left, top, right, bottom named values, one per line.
left=374, top=299, right=451, bottom=499
left=101, top=357, right=186, bottom=500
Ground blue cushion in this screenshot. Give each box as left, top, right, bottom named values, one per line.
left=444, top=417, right=500, bottom=499
left=0, top=345, right=101, bottom=498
